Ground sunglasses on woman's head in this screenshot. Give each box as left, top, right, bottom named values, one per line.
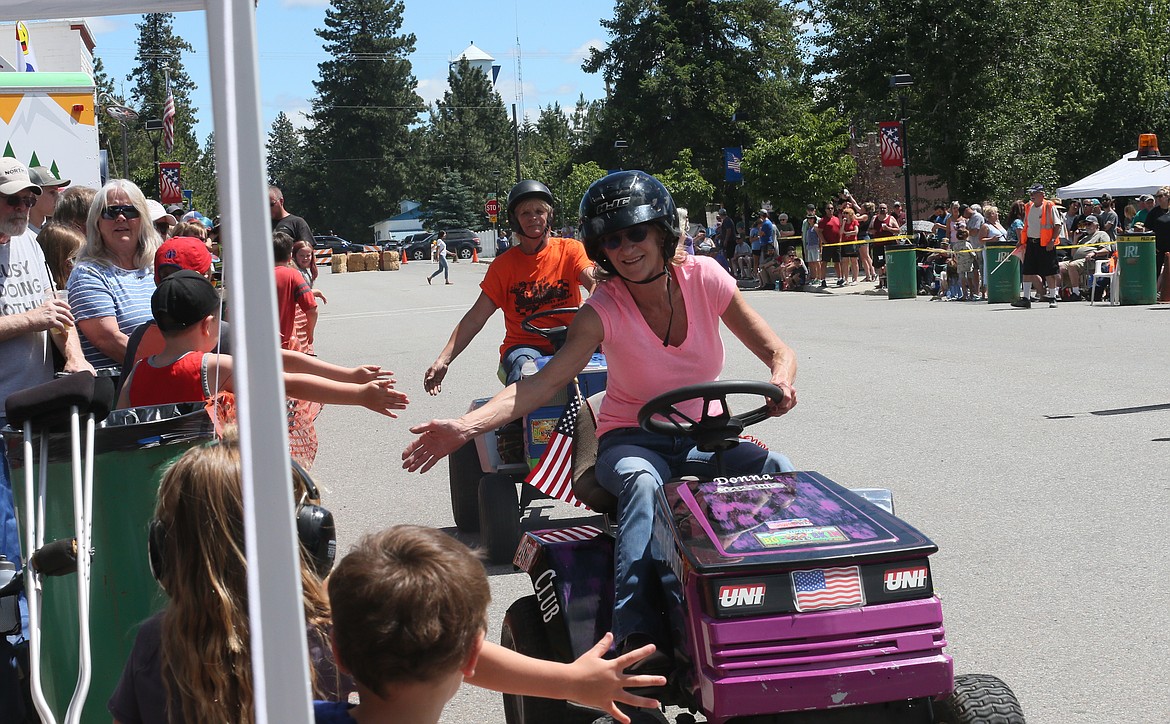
left=100, top=205, right=141, bottom=220
left=600, top=225, right=651, bottom=250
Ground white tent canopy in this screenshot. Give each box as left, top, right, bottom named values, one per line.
left=1057, top=150, right=1170, bottom=198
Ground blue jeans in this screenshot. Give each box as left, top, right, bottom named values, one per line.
left=595, top=428, right=793, bottom=643
left=499, top=345, right=548, bottom=386
left=0, top=442, right=29, bottom=717
left=428, top=255, right=449, bottom=282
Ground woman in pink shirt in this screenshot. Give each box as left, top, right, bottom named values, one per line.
left=403, top=172, right=798, bottom=688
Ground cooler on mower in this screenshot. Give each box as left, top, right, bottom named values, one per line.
left=524, top=352, right=608, bottom=468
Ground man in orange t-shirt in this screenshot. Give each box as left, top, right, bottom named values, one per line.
left=423, top=180, right=595, bottom=394
left=273, top=230, right=317, bottom=349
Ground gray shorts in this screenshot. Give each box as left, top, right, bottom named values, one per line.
left=804, top=239, right=822, bottom=263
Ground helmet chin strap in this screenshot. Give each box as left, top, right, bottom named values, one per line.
left=612, top=260, right=674, bottom=347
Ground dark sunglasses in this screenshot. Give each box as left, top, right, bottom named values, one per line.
left=100, top=205, right=141, bottom=220
left=600, top=225, right=651, bottom=250
left=4, top=194, right=37, bottom=209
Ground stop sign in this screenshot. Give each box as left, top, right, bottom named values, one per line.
left=485, top=199, right=500, bottom=216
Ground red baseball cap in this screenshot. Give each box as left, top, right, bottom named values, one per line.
left=154, top=236, right=212, bottom=283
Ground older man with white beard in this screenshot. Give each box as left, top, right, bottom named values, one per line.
left=0, top=160, right=90, bottom=665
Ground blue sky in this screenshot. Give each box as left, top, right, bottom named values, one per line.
left=86, top=0, right=614, bottom=142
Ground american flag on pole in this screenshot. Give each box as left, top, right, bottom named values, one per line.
left=159, top=162, right=182, bottom=204
left=724, top=147, right=744, bottom=183
left=524, top=389, right=586, bottom=508
left=879, top=121, right=903, bottom=168
left=792, top=566, right=865, bottom=612
left=163, top=75, right=176, bottom=155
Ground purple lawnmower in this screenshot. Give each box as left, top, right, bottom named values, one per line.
left=500, top=381, right=1024, bottom=723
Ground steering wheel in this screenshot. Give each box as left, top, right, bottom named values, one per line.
left=637, top=381, right=784, bottom=453
left=520, top=307, right=580, bottom=350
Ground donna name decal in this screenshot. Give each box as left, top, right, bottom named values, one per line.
left=755, top=526, right=848, bottom=548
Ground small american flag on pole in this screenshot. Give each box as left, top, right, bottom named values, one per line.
left=163, top=74, right=176, bottom=155
left=524, top=389, right=586, bottom=508
left=879, top=121, right=903, bottom=168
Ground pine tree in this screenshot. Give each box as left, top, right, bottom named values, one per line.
left=581, top=0, right=807, bottom=184
left=266, top=112, right=304, bottom=188
left=301, top=0, right=422, bottom=242
left=421, top=58, right=513, bottom=216
left=121, top=13, right=207, bottom=203
left=423, top=172, right=481, bottom=231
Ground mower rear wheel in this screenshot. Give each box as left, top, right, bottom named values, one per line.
left=933, top=674, right=1025, bottom=724
left=448, top=440, right=482, bottom=532
left=501, top=596, right=597, bottom=724
left=478, top=473, right=522, bottom=564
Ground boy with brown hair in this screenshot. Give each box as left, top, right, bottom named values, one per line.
left=318, top=525, right=489, bottom=723
left=318, top=525, right=667, bottom=724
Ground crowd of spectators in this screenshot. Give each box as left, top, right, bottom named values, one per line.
left=691, top=186, right=1170, bottom=304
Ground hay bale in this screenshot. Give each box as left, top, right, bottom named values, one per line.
left=346, top=253, right=364, bottom=272
left=380, top=251, right=400, bottom=270
left=331, top=254, right=348, bottom=274
left=385, top=260, right=401, bottom=271
left=362, top=252, right=379, bottom=271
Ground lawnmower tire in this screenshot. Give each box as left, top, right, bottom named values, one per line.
left=448, top=440, right=482, bottom=532
left=501, top=596, right=597, bottom=724
left=934, top=673, right=1025, bottom=724
left=478, top=473, right=522, bottom=565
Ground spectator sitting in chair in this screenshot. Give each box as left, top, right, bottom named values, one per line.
left=1058, top=216, right=1112, bottom=302
left=757, top=244, right=783, bottom=289
left=732, top=237, right=754, bottom=279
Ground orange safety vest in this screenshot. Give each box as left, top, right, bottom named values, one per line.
left=1021, top=201, right=1059, bottom=248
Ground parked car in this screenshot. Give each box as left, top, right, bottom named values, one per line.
left=313, top=234, right=378, bottom=255
left=403, top=229, right=482, bottom=261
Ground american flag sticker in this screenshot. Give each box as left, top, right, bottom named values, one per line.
left=791, top=566, right=865, bottom=612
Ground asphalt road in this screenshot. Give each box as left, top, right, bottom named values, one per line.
left=310, top=258, right=1170, bottom=724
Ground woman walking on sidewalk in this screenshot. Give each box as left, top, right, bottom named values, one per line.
left=427, top=230, right=452, bottom=285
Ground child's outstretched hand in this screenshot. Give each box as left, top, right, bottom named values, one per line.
left=350, top=364, right=393, bottom=383
left=362, top=380, right=408, bottom=417
left=562, top=632, right=665, bottom=723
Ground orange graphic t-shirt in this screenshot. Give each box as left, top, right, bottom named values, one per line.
left=480, top=236, right=593, bottom=356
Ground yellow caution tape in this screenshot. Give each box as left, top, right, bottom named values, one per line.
left=820, top=235, right=914, bottom=248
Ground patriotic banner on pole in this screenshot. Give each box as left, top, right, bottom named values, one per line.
left=163, top=74, right=176, bottom=155
left=159, top=162, right=183, bottom=204
left=724, top=147, right=743, bottom=183
left=879, top=121, right=903, bottom=168
left=524, top=388, right=586, bottom=508
left=15, top=21, right=38, bottom=72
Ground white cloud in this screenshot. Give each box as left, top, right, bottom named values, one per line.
left=566, top=39, right=603, bottom=63
left=266, top=94, right=314, bottom=130
left=83, top=16, right=121, bottom=35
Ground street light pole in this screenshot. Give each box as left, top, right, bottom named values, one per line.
left=145, top=118, right=164, bottom=198
left=889, top=73, right=914, bottom=224
left=101, top=94, right=139, bottom=180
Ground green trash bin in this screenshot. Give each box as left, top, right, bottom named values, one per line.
left=1115, top=233, right=1156, bottom=305
left=885, top=246, right=917, bottom=299
left=986, top=245, right=1020, bottom=304
left=4, top=403, right=214, bottom=722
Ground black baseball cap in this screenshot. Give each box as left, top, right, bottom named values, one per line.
left=152, top=270, right=220, bottom=332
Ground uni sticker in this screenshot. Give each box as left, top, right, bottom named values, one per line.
left=755, top=526, right=848, bottom=547
left=766, top=517, right=814, bottom=530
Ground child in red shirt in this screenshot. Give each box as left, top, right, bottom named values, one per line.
left=118, top=271, right=405, bottom=417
